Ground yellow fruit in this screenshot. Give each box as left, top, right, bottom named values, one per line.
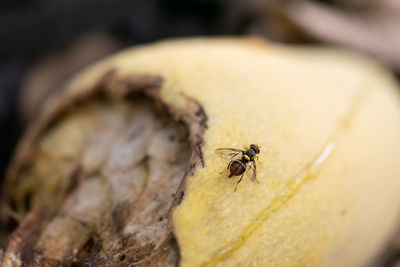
left=4, top=38, right=400, bottom=266
left=72, top=38, right=400, bottom=266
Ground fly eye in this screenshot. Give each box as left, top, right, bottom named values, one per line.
left=250, top=144, right=260, bottom=154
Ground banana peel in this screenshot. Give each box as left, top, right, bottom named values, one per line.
left=1, top=38, right=400, bottom=266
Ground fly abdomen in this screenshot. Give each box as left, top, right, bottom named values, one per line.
left=229, top=160, right=246, bottom=178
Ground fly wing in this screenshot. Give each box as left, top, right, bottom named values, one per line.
left=215, top=148, right=243, bottom=160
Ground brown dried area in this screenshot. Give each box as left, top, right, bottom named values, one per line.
left=0, top=72, right=207, bottom=266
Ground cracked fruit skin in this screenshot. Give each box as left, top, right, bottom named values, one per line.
left=71, top=38, right=400, bottom=266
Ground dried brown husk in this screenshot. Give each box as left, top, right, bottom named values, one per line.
left=0, top=71, right=207, bottom=266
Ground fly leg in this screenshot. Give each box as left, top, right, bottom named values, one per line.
left=220, top=160, right=233, bottom=175
left=235, top=173, right=244, bottom=192
left=253, top=161, right=260, bottom=183
left=246, top=161, right=260, bottom=184
left=227, top=160, right=232, bottom=170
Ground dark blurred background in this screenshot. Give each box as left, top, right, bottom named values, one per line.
left=1, top=0, right=400, bottom=265
left=0, top=0, right=237, bottom=181
left=2, top=0, right=400, bottom=181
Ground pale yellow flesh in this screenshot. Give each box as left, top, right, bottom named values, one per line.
left=65, top=38, right=400, bottom=266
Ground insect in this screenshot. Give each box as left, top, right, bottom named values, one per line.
left=216, top=144, right=260, bottom=191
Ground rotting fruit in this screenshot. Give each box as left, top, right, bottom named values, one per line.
left=1, top=38, right=400, bottom=267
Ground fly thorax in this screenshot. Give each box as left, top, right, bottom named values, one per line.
left=245, top=149, right=256, bottom=160
left=242, top=154, right=251, bottom=163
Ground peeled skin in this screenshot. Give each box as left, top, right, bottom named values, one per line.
left=3, top=38, right=400, bottom=266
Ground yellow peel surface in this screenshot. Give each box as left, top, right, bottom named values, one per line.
left=65, top=38, right=400, bottom=266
